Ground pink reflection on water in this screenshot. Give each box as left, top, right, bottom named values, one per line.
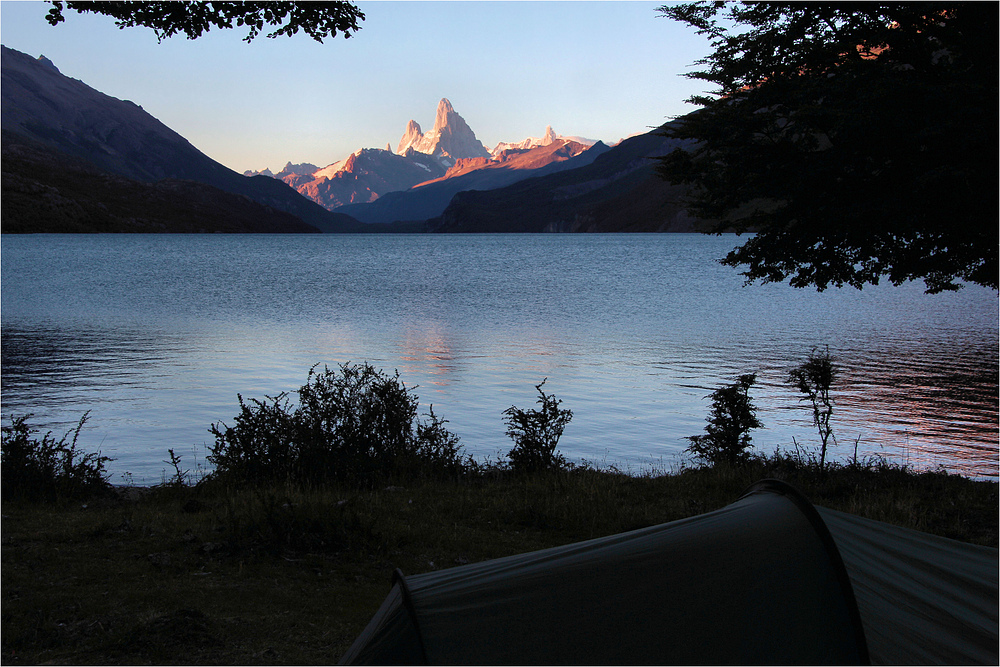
left=830, top=340, right=998, bottom=478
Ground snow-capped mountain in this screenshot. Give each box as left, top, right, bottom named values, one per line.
left=2, top=45, right=696, bottom=234
left=337, top=138, right=607, bottom=225
left=278, top=148, right=447, bottom=210
left=489, top=126, right=598, bottom=157
left=396, top=98, right=491, bottom=162
left=251, top=98, right=600, bottom=213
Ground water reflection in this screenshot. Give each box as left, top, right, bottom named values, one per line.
left=397, top=323, right=462, bottom=387
left=831, top=339, right=998, bottom=472
left=2, top=316, right=996, bottom=481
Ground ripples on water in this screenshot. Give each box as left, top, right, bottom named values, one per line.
left=1, top=234, right=997, bottom=482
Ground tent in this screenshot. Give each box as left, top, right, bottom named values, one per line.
left=340, top=479, right=998, bottom=665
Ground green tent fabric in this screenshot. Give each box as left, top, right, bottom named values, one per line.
left=340, top=480, right=998, bottom=665
left=817, top=505, right=998, bottom=665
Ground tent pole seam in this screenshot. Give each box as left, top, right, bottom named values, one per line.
left=392, top=568, right=431, bottom=665
left=740, top=478, right=872, bottom=665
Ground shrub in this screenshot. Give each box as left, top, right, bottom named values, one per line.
left=789, top=347, right=838, bottom=471
left=1, top=412, right=114, bottom=501
left=503, top=380, right=573, bottom=473
left=207, top=392, right=299, bottom=483
left=686, top=373, right=763, bottom=467
left=207, top=363, right=468, bottom=485
left=294, top=363, right=419, bottom=479
left=413, top=406, right=475, bottom=477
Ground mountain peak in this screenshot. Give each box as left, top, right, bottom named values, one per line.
left=396, top=119, right=423, bottom=155
left=37, top=54, right=60, bottom=74
left=396, top=98, right=490, bottom=161
left=433, top=98, right=454, bottom=131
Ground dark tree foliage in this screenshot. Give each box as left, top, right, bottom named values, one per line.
left=788, top=347, right=838, bottom=471
left=503, top=380, right=573, bottom=473
left=686, top=373, right=763, bottom=466
left=657, top=2, right=998, bottom=293
left=45, top=1, right=364, bottom=43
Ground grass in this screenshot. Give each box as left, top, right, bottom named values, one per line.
left=2, top=454, right=997, bottom=665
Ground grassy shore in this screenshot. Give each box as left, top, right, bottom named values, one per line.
left=2, top=455, right=996, bottom=665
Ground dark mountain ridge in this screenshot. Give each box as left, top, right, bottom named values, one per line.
left=1, top=131, right=318, bottom=233
left=427, top=128, right=703, bottom=233
left=1, top=45, right=359, bottom=233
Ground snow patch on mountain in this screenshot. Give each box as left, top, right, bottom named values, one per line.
left=490, top=126, right=598, bottom=157
left=312, top=150, right=361, bottom=181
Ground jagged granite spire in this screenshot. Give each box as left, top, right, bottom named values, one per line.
left=396, top=98, right=490, bottom=160
left=396, top=119, right=422, bottom=154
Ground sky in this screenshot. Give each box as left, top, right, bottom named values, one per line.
left=0, top=1, right=714, bottom=173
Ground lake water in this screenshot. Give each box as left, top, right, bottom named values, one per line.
left=2, top=234, right=997, bottom=483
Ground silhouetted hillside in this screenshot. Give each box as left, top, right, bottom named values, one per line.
left=338, top=140, right=609, bottom=224
left=1, top=132, right=318, bottom=233
left=427, top=128, right=705, bottom=232
left=1, top=45, right=359, bottom=233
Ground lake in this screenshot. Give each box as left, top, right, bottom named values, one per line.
left=1, top=233, right=997, bottom=483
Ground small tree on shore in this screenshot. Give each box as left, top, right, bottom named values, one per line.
left=789, top=347, right=838, bottom=471
left=503, top=380, right=573, bottom=473
left=686, top=373, right=762, bottom=466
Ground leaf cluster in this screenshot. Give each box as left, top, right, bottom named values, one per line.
left=45, top=1, right=365, bottom=43
left=658, top=2, right=998, bottom=293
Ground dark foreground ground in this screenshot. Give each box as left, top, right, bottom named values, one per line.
left=2, top=458, right=997, bottom=665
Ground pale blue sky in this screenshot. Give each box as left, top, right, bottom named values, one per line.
left=1, top=1, right=713, bottom=173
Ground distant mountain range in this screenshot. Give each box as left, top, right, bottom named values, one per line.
left=250, top=146, right=448, bottom=211
left=336, top=138, right=608, bottom=224
left=1, top=45, right=703, bottom=234
left=245, top=98, right=602, bottom=216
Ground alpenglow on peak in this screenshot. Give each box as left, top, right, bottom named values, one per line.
left=396, top=98, right=490, bottom=160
